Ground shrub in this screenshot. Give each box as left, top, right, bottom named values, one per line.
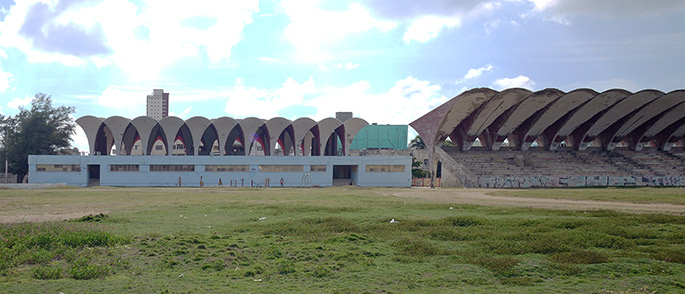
left=32, top=265, right=63, bottom=280
left=68, top=258, right=110, bottom=280
left=74, top=213, right=109, bottom=222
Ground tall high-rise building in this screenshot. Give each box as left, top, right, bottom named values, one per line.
left=146, top=89, right=169, bottom=120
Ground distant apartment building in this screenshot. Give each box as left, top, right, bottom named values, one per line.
left=146, top=89, right=169, bottom=120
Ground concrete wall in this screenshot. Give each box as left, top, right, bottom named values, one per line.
left=476, top=175, right=685, bottom=188
left=28, top=155, right=411, bottom=188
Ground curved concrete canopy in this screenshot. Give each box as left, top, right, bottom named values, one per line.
left=293, top=117, right=318, bottom=156
left=492, top=88, right=565, bottom=150
left=439, top=88, right=498, bottom=150
left=76, top=116, right=104, bottom=155
left=550, top=89, right=631, bottom=150
left=103, top=116, right=132, bottom=155
left=317, top=117, right=344, bottom=156
left=607, top=90, right=685, bottom=150
left=265, top=117, right=293, bottom=156
left=185, top=116, right=214, bottom=156
left=578, top=90, right=663, bottom=150
left=343, top=117, right=369, bottom=156
left=239, top=117, right=268, bottom=156
left=211, top=117, right=239, bottom=155
left=464, top=88, right=532, bottom=150
left=130, top=116, right=158, bottom=156
left=158, top=116, right=187, bottom=156
left=521, top=89, right=597, bottom=150
left=634, top=102, right=685, bottom=150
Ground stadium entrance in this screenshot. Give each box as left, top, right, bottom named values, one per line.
left=333, top=165, right=357, bottom=186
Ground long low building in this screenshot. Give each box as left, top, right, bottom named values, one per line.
left=28, top=113, right=412, bottom=187
left=28, top=155, right=411, bottom=187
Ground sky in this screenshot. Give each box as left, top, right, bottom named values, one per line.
left=0, top=0, right=684, bottom=152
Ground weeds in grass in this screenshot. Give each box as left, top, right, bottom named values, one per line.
left=32, top=265, right=63, bottom=279
left=551, top=250, right=610, bottom=264
left=73, top=213, right=109, bottom=222
left=472, top=256, right=520, bottom=274
left=0, top=223, right=127, bottom=279
left=393, top=238, right=439, bottom=256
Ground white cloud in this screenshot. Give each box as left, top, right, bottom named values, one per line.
left=7, top=95, right=33, bottom=109
left=464, top=64, right=493, bottom=80
left=0, top=68, right=11, bottom=93
left=70, top=115, right=89, bottom=154
left=282, top=0, right=397, bottom=61
left=403, top=15, right=460, bottom=43
left=224, top=77, right=318, bottom=118
left=492, top=75, right=536, bottom=90
left=0, top=0, right=259, bottom=79
left=306, top=76, right=448, bottom=124
left=211, top=76, right=447, bottom=125
left=334, top=62, right=359, bottom=70
left=0, top=49, right=12, bottom=92
left=170, top=107, right=192, bottom=119
left=96, top=86, right=149, bottom=117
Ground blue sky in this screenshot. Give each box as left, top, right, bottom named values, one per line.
left=0, top=0, right=684, bottom=151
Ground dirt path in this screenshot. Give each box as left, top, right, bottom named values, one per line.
left=387, top=188, right=685, bottom=214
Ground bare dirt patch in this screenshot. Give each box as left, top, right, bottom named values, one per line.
left=0, top=211, right=107, bottom=223
left=387, top=188, right=685, bottom=214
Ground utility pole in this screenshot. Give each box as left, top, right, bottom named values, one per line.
left=4, top=156, right=7, bottom=184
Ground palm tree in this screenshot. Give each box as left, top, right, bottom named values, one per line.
left=409, top=136, right=425, bottom=149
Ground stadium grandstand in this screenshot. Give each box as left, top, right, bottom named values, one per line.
left=410, top=88, right=685, bottom=188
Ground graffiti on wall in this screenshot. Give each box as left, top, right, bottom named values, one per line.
left=477, top=175, right=685, bottom=188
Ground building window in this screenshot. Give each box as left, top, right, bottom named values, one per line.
left=366, top=165, right=405, bottom=172
left=149, top=165, right=195, bottom=172
left=155, top=145, right=163, bottom=150
left=259, top=165, right=303, bottom=172
left=310, top=165, right=327, bottom=172
left=110, top=164, right=139, bottom=172
left=36, top=164, right=81, bottom=172
left=205, top=165, right=249, bottom=172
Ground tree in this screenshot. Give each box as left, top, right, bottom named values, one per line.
left=411, top=157, right=427, bottom=178
left=409, top=135, right=426, bottom=149
left=0, top=93, right=75, bottom=183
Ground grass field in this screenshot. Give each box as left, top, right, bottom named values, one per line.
left=1, top=187, right=684, bottom=293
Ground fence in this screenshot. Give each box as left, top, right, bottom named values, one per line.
left=412, top=177, right=440, bottom=187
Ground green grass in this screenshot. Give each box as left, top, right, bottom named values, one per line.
left=0, top=187, right=684, bottom=293
left=489, top=187, right=685, bottom=205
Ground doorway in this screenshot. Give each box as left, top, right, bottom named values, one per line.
left=332, top=165, right=357, bottom=186
left=87, top=165, right=100, bottom=186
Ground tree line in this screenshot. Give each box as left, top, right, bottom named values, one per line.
left=0, top=93, right=75, bottom=183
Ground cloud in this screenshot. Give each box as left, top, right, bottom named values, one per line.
left=492, top=75, right=536, bottom=90
left=334, top=62, right=359, bottom=70
left=212, top=76, right=446, bottom=125
left=464, top=64, right=493, bottom=80
left=8, top=95, right=33, bottom=109
left=364, top=0, right=485, bottom=20
left=18, top=1, right=112, bottom=57
left=0, top=0, right=259, bottom=78
left=0, top=68, right=11, bottom=93
left=170, top=107, right=192, bottom=119
left=96, top=85, right=149, bottom=117
left=527, top=0, right=685, bottom=19
left=282, top=0, right=397, bottom=61
left=403, top=15, right=459, bottom=43
left=306, top=76, right=448, bottom=124
left=70, top=115, right=89, bottom=154
left=224, top=77, right=318, bottom=118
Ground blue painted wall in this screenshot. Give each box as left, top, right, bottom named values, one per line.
left=29, top=155, right=411, bottom=188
